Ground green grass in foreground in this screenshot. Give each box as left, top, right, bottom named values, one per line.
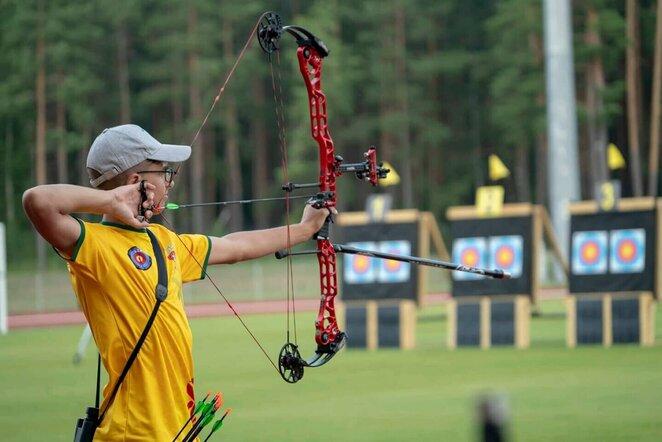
left=0, top=299, right=661, bottom=441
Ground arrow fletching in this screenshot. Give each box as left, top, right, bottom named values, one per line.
left=203, top=409, right=231, bottom=442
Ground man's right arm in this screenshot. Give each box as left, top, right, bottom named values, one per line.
left=22, top=183, right=153, bottom=258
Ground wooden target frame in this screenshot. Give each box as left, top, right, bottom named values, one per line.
left=336, top=210, right=448, bottom=306
left=445, top=203, right=566, bottom=349
left=446, top=203, right=566, bottom=305
left=566, top=197, right=659, bottom=346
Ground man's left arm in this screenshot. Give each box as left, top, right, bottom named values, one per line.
left=208, top=205, right=333, bottom=265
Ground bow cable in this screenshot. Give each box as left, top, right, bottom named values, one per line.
left=268, top=44, right=300, bottom=351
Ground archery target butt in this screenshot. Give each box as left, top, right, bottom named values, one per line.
left=337, top=300, right=416, bottom=350
left=447, top=296, right=530, bottom=349
left=565, top=292, right=655, bottom=347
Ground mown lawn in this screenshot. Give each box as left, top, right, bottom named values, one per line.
left=0, top=298, right=661, bottom=441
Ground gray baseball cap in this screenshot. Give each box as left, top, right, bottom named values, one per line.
left=87, top=124, right=191, bottom=187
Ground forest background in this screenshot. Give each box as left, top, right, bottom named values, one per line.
left=1, top=0, right=660, bottom=269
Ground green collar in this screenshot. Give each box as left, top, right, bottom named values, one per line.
left=100, top=221, right=147, bottom=233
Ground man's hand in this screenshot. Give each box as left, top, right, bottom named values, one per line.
left=109, top=182, right=157, bottom=228
left=300, top=203, right=338, bottom=237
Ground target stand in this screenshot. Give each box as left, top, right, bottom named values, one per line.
left=567, top=198, right=660, bottom=346
left=336, top=210, right=449, bottom=305
left=334, top=210, right=448, bottom=352
left=566, top=292, right=655, bottom=347
left=447, top=295, right=530, bottom=349
left=337, top=300, right=416, bottom=350
left=446, top=203, right=566, bottom=349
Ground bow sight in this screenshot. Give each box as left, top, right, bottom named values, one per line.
left=280, top=147, right=390, bottom=188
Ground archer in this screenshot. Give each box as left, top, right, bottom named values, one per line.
left=22, top=123, right=331, bottom=441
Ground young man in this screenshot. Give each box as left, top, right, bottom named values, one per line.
left=23, top=124, right=331, bottom=441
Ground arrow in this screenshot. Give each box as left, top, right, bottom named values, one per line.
left=185, top=402, right=222, bottom=442
left=172, top=391, right=211, bottom=442
left=165, top=194, right=318, bottom=210
left=180, top=392, right=222, bottom=442
left=276, top=244, right=511, bottom=280
left=203, top=409, right=232, bottom=442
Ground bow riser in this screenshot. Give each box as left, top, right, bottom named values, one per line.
left=316, top=240, right=339, bottom=345
left=296, top=46, right=340, bottom=204
left=295, top=45, right=343, bottom=348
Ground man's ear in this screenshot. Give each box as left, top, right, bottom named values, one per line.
left=127, top=173, right=141, bottom=185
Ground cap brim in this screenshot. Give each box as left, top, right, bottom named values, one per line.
left=147, top=143, right=192, bottom=163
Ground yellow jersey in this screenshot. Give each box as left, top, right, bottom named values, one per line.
left=66, top=219, right=210, bottom=441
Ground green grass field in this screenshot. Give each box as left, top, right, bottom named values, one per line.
left=1, top=298, right=661, bottom=441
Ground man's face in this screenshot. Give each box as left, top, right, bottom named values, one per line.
left=136, top=161, right=176, bottom=212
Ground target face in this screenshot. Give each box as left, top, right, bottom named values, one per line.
left=609, top=229, right=645, bottom=273
left=572, top=231, right=608, bottom=275
left=377, top=241, right=411, bottom=283
left=343, top=241, right=378, bottom=284
left=452, top=237, right=487, bottom=281
left=488, top=235, right=523, bottom=278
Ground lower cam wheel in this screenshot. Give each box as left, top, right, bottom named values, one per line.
left=278, top=342, right=305, bottom=384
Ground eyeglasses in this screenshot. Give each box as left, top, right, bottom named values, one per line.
left=137, top=167, right=177, bottom=185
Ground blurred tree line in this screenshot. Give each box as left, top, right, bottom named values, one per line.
left=0, top=0, right=660, bottom=266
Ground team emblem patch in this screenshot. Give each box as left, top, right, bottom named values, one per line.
left=166, top=245, right=176, bottom=261
left=128, top=246, right=152, bottom=270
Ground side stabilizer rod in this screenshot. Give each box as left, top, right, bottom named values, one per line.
left=275, top=244, right=511, bottom=280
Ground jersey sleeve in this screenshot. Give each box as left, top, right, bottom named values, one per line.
left=62, top=220, right=105, bottom=289
left=176, top=233, right=212, bottom=282
left=52, top=216, right=87, bottom=262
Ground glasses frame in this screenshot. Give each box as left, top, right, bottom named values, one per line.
left=136, top=167, right=177, bottom=185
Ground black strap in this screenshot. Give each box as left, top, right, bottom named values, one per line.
left=97, top=229, right=168, bottom=423
left=95, top=354, right=101, bottom=409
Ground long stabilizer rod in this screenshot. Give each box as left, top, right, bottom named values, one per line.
left=275, top=244, right=511, bottom=280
